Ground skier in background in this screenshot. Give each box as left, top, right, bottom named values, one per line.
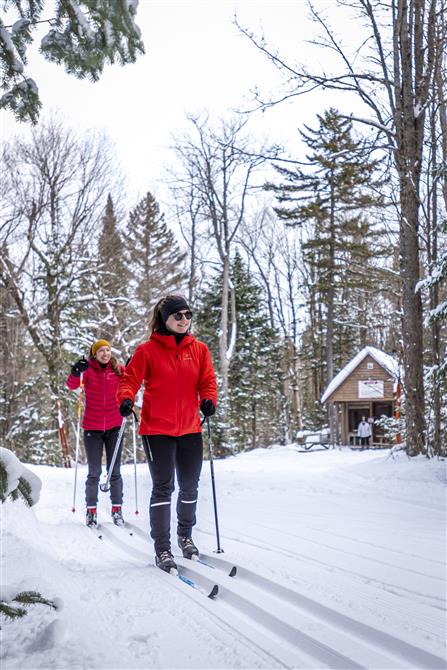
left=117, top=294, right=217, bottom=574
left=67, top=339, right=125, bottom=527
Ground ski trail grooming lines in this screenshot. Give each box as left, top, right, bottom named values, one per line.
left=99, top=417, right=127, bottom=493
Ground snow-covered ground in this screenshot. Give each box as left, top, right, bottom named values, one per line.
left=2, top=446, right=446, bottom=669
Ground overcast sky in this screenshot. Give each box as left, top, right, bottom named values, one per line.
left=0, top=1, right=361, bottom=205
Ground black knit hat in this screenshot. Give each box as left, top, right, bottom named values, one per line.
left=160, top=296, right=190, bottom=323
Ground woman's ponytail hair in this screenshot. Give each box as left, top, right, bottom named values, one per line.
left=148, top=297, right=166, bottom=335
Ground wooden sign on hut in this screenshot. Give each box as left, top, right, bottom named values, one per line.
left=321, top=346, right=400, bottom=446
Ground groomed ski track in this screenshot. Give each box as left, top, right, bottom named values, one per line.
left=86, top=517, right=445, bottom=670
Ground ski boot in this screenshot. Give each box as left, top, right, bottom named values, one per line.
left=155, top=550, right=178, bottom=574
left=86, top=507, right=97, bottom=527
left=178, top=536, right=199, bottom=560
left=111, top=505, right=125, bottom=527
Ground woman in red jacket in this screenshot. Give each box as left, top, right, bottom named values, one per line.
left=117, top=295, right=217, bottom=573
left=67, top=339, right=125, bottom=527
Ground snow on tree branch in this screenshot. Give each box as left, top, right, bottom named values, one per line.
left=0, top=1, right=145, bottom=123
left=0, top=448, right=42, bottom=506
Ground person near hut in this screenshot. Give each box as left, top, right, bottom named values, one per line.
left=357, top=416, right=372, bottom=448
left=67, top=339, right=125, bottom=527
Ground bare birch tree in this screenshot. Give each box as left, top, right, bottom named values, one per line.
left=238, top=209, right=305, bottom=440
left=169, top=113, right=273, bottom=401
left=0, top=118, right=116, bottom=460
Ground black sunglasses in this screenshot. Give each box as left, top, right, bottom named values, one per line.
left=173, top=310, right=193, bottom=321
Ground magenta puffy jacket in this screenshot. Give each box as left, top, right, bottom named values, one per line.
left=66, top=358, right=124, bottom=431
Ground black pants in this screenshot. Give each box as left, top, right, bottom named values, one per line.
left=84, top=427, right=124, bottom=507
left=360, top=436, right=370, bottom=447
left=142, top=433, right=203, bottom=554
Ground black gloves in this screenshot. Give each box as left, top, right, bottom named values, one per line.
left=119, top=398, right=134, bottom=417
left=71, top=357, right=89, bottom=377
left=200, top=398, right=216, bottom=417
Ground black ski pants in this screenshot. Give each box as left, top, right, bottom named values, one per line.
left=142, top=433, right=203, bottom=554
left=84, top=427, right=124, bottom=507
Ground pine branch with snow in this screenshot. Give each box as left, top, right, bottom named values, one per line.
left=0, top=588, right=57, bottom=623
left=0, top=1, right=144, bottom=123
left=0, top=452, right=57, bottom=626
left=0, top=448, right=42, bottom=506
left=8, top=474, right=33, bottom=507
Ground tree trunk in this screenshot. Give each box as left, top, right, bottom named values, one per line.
left=393, top=0, right=428, bottom=455
left=326, top=174, right=336, bottom=384
left=429, top=100, right=441, bottom=456
left=398, top=188, right=426, bottom=454
left=292, top=346, right=303, bottom=432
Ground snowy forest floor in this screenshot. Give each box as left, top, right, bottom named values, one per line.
left=2, top=446, right=446, bottom=670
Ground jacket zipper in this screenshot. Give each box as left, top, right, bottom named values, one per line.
left=103, top=367, right=106, bottom=432
left=176, top=349, right=180, bottom=432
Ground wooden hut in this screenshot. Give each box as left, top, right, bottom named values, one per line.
left=321, top=346, right=400, bottom=446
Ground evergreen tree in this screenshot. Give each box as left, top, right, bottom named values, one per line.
left=227, top=254, right=284, bottom=451
left=87, top=194, right=132, bottom=356
left=125, top=192, right=187, bottom=339
left=5, top=370, right=63, bottom=465
left=267, top=108, right=388, bottom=415
left=196, top=253, right=284, bottom=453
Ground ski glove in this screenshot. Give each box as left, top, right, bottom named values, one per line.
left=119, top=398, right=134, bottom=417
left=200, top=398, right=216, bottom=417
left=71, top=357, right=89, bottom=377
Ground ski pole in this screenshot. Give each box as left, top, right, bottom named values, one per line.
left=206, top=416, right=223, bottom=553
left=132, top=410, right=139, bottom=515
left=100, top=417, right=127, bottom=493
left=71, top=375, right=84, bottom=512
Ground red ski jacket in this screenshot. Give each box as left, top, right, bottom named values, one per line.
left=66, top=358, right=124, bottom=431
left=117, top=332, right=217, bottom=436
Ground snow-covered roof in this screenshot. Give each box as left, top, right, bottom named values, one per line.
left=321, top=346, right=399, bottom=404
